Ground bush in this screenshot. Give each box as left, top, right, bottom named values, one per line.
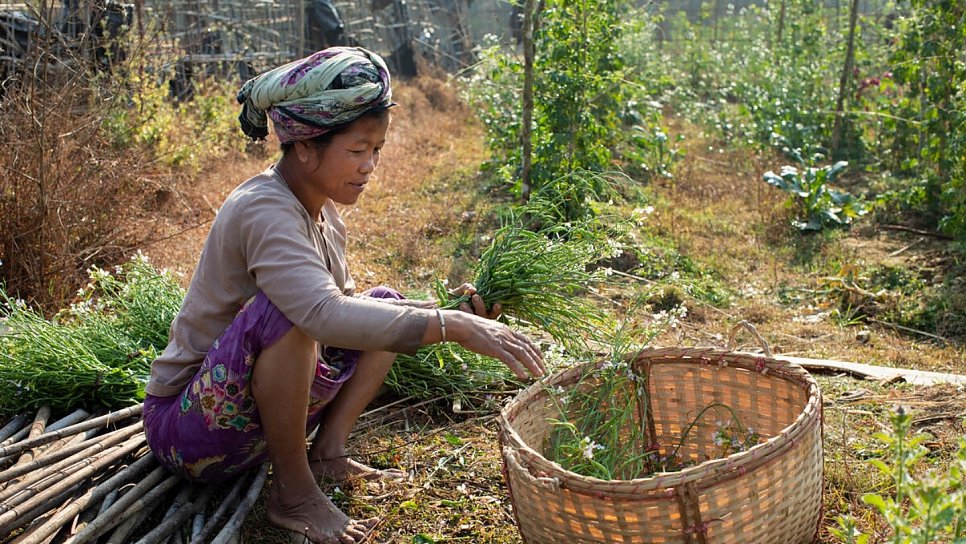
left=0, top=8, right=244, bottom=312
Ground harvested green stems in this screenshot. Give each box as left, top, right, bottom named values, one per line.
left=0, top=256, right=184, bottom=414
left=437, top=197, right=617, bottom=350
left=544, top=314, right=760, bottom=480
left=385, top=343, right=520, bottom=410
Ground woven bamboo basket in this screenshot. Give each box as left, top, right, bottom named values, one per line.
left=499, top=324, right=824, bottom=544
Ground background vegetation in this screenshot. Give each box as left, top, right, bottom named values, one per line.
left=1, top=0, right=964, bottom=542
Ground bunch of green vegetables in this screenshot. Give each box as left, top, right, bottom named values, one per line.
left=386, top=197, right=618, bottom=407
left=0, top=255, right=184, bottom=414
left=385, top=343, right=522, bottom=411
left=437, top=197, right=616, bottom=350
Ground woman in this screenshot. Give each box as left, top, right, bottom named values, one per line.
left=142, top=47, right=544, bottom=544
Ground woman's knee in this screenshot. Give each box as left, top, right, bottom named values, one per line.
left=365, top=285, right=404, bottom=300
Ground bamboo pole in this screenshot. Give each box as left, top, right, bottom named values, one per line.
left=3, top=486, right=81, bottom=544
left=0, top=414, right=29, bottom=443
left=134, top=486, right=215, bottom=544
left=128, top=483, right=192, bottom=544
left=66, top=470, right=182, bottom=544
left=13, top=405, right=50, bottom=468
left=0, top=422, right=142, bottom=490
left=190, top=512, right=205, bottom=540
left=11, top=452, right=158, bottom=544
left=103, top=479, right=176, bottom=544
left=209, top=463, right=269, bottom=544
left=0, top=426, right=143, bottom=502
left=186, top=475, right=247, bottom=544
left=0, top=404, right=143, bottom=459
left=46, top=409, right=92, bottom=433
left=0, top=436, right=146, bottom=535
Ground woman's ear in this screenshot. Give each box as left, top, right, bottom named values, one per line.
left=293, top=139, right=323, bottom=171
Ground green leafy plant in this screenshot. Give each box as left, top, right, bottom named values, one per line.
left=764, top=155, right=867, bottom=231
left=833, top=408, right=966, bottom=543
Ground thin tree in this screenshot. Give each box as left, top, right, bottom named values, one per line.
left=831, top=0, right=860, bottom=157
left=520, top=0, right=538, bottom=202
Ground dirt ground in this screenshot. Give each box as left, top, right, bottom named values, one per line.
left=141, top=77, right=965, bottom=543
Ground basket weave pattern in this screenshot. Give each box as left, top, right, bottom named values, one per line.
left=499, top=347, right=823, bottom=544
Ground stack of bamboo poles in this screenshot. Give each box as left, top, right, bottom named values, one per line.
left=0, top=404, right=268, bottom=544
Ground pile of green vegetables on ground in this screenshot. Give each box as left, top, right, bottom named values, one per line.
left=0, top=255, right=183, bottom=414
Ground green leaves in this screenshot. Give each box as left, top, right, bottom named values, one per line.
left=764, top=158, right=867, bottom=231
left=835, top=408, right=966, bottom=544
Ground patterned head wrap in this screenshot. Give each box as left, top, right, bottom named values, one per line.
left=236, top=46, right=393, bottom=144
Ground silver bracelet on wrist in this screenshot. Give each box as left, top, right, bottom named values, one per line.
left=435, top=308, right=447, bottom=343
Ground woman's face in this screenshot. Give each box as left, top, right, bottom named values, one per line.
left=304, top=114, right=390, bottom=206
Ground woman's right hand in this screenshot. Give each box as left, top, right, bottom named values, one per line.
left=429, top=310, right=545, bottom=381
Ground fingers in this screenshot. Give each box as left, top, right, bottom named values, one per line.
left=496, top=329, right=545, bottom=380
left=448, top=283, right=477, bottom=297
left=459, top=294, right=500, bottom=319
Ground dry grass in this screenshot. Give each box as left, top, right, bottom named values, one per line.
left=0, top=49, right=150, bottom=312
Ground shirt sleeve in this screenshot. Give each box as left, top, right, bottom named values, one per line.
left=238, top=192, right=427, bottom=354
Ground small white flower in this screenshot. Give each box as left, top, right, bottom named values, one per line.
left=580, top=436, right=603, bottom=460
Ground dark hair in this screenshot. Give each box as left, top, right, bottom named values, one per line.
left=280, top=106, right=392, bottom=154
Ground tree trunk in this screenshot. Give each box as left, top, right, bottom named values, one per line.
left=830, top=0, right=860, bottom=158
left=520, top=0, right=538, bottom=203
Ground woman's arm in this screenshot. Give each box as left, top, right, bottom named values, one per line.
left=420, top=309, right=545, bottom=381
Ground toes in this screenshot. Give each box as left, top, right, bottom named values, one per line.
left=355, top=516, right=379, bottom=531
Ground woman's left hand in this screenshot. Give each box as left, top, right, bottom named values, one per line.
left=449, top=283, right=502, bottom=320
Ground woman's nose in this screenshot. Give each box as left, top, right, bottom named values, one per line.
left=360, top=153, right=376, bottom=173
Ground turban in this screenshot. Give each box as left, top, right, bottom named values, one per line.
left=236, top=46, right=393, bottom=144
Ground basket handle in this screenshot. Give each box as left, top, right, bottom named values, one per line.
left=726, top=320, right=772, bottom=357
left=503, top=447, right=560, bottom=491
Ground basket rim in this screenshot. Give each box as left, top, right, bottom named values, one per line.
left=499, top=346, right=823, bottom=493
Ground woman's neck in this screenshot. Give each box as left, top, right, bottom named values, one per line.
left=274, top=156, right=327, bottom=221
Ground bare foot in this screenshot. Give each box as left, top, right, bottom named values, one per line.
left=310, top=456, right=406, bottom=483
left=266, top=482, right=378, bottom=544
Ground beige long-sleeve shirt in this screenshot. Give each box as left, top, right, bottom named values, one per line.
left=146, top=167, right=428, bottom=397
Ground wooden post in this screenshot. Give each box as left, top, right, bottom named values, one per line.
left=520, top=0, right=538, bottom=203
left=830, top=0, right=860, bottom=158
left=296, top=0, right=305, bottom=57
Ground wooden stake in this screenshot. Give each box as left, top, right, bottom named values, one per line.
left=830, top=0, right=860, bottom=157
left=519, top=0, right=538, bottom=203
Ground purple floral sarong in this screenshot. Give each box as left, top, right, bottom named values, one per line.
left=143, top=286, right=404, bottom=482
